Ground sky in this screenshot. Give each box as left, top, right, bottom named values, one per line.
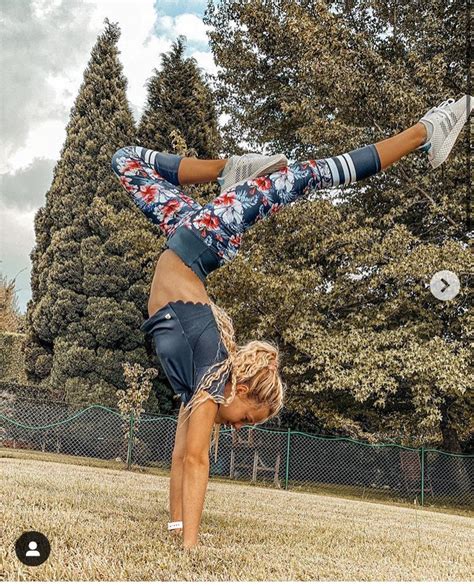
left=0, top=0, right=228, bottom=313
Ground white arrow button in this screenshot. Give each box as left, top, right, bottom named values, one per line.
left=429, top=270, right=460, bottom=301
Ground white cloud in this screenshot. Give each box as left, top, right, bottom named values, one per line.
left=1, top=0, right=95, bottom=173
left=31, top=0, right=63, bottom=17
left=154, top=12, right=210, bottom=45
left=1, top=0, right=218, bottom=312
left=1, top=158, right=55, bottom=211
left=8, top=120, right=66, bottom=171
left=0, top=205, right=36, bottom=312
left=189, top=49, right=219, bottom=77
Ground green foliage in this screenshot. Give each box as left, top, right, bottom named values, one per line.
left=0, top=333, right=27, bottom=383
left=137, top=36, right=223, bottom=207
left=138, top=35, right=222, bottom=159
left=204, top=0, right=471, bottom=449
left=0, top=272, right=28, bottom=383
left=23, top=19, right=161, bottom=407
left=0, top=271, right=25, bottom=333
left=117, top=361, right=158, bottom=418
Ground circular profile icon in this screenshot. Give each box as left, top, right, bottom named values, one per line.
left=15, top=531, right=51, bottom=566
left=429, top=270, right=460, bottom=301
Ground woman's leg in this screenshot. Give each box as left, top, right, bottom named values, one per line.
left=187, top=122, right=428, bottom=265
left=375, top=122, right=427, bottom=170
left=178, top=157, right=228, bottom=185
left=111, top=146, right=202, bottom=238
left=175, top=123, right=427, bottom=185
left=169, top=403, right=190, bottom=537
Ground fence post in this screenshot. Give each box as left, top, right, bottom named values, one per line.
left=126, top=413, right=135, bottom=470
left=285, top=428, right=291, bottom=490
left=420, top=446, right=425, bottom=506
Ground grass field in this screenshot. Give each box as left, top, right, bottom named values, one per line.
left=2, top=453, right=473, bottom=581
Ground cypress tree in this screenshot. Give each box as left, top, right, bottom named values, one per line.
left=23, top=20, right=165, bottom=410
left=137, top=35, right=223, bottom=216
left=139, top=35, right=222, bottom=160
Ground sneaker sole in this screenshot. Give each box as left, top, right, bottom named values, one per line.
left=221, top=154, right=288, bottom=193
left=430, top=103, right=470, bottom=169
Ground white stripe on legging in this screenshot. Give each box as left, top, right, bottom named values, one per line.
left=326, top=158, right=340, bottom=186
left=140, top=148, right=157, bottom=168
left=336, top=154, right=351, bottom=185
left=342, top=153, right=357, bottom=184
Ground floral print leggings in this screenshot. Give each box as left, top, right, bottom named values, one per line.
left=111, top=143, right=381, bottom=272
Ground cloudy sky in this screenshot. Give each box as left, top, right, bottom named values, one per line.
left=1, top=0, right=225, bottom=313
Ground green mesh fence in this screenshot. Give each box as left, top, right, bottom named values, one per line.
left=1, top=397, right=472, bottom=510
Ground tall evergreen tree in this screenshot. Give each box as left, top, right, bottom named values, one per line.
left=138, top=35, right=223, bottom=210
left=23, top=20, right=165, bottom=410
left=139, top=35, right=222, bottom=159
left=204, top=0, right=472, bottom=449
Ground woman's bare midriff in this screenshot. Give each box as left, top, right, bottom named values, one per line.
left=147, top=249, right=211, bottom=316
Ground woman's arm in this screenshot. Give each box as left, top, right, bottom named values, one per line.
left=170, top=457, right=185, bottom=530
left=182, top=395, right=219, bottom=548
left=169, top=403, right=190, bottom=536
left=182, top=458, right=210, bottom=547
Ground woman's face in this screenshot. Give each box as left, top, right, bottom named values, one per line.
left=215, top=381, right=270, bottom=429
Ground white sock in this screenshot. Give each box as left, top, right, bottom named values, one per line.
left=217, top=156, right=236, bottom=182
left=420, top=119, right=434, bottom=144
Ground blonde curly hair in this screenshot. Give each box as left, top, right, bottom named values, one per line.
left=179, top=301, right=286, bottom=462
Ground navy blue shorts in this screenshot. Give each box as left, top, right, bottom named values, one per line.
left=140, top=301, right=230, bottom=406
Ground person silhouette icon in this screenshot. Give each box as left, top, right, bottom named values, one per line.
left=15, top=531, right=51, bottom=566
left=25, top=541, right=41, bottom=557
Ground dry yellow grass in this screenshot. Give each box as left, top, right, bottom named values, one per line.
left=1, top=455, right=473, bottom=581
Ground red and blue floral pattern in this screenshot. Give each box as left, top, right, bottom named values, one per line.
left=111, top=146, right=333, bottom=267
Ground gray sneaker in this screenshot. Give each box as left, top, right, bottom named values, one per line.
left=417, top=95, right=473, bottom=169
left=217, top=153, right=288, bottom=194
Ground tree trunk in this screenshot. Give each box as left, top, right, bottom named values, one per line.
left=438, top=400, right=470, bottom=495
left=440, top=400, right=461, bottom=453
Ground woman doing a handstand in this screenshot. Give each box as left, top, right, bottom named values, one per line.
left=112, top=95, right=472, bottom=548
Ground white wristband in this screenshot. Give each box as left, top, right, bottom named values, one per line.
left=168, top=521, right=183, bottom=530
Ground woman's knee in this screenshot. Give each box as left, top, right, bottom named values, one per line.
left=111, top=146, right=136, bottom=174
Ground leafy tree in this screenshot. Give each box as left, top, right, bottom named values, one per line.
left=204, top=0, right=472, bottom=450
